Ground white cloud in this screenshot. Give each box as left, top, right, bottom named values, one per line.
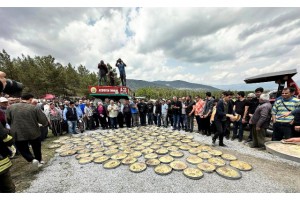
left=1, top=7, right=300, bottom=86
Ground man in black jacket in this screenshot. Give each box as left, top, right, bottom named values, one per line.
left=171, top=96, right=182, bottom=131
left=167, top=99, right=173, bottom=127
left=66, top=101, right=79, bottom=134
left=147, top=101, right=154, bottom=125
left=98, top=60, right=108, bottom=86
left=155, top=100, right=162, bottom=127
left=185, top=95, right=195, bottom=132
left=137, top=99, right=147, bottom=126
left=212, top=91, right=235, bottom=147
left=122, top=100, right=132, bottom=128
left=202, top=92, right=214, bottom=136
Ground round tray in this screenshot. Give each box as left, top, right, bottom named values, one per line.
left=129, top=162, right=147, bottom=173
left=183, top=168, right=204, bottom=180
left=229, top=160, right=252, bottom=171
left=146, top=159, right=161, bottom=167
left=265, top=141, right=300, bottom=163
left=169, top=161, right=188, bottom=171
left=216, top=166, right=242, bottom=180
left=103, top=159, right=121, bottom=169
left=154, top=164, right=172, bottom=175
left=78, top=157, right=94, bottom=165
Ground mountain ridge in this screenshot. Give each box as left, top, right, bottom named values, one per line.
left=127, top=79, right=220, bottom=91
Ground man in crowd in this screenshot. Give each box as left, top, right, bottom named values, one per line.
left=185, top=95, right=195, bottom=133
left=212, top=91, right=235, bottom=147
left=246, top=87, right=264, bottom=143
left=84, top=101, right=94, bottom=130
left=232, top=91, right=248, bottom=142
left=272, top=87, right=300, bottom=141
left=91, top=102, right=100, bottom=129
left=171, top=96, right=182, bottom=131
left=248, top=93, right=272, bottom=149
left=137, top=99, right=147, bottom=126
left=79, top=99, right=85, bottom=115
left=190, top=95, right=205, bottom=134
left=107, top=100, right=119, bottom=129
left=202, top=92, right=214, bottom=136
left=64, top=101, right=79, bottom=134
left=147, top=100, right=154, bottom=125
left=6, top=94, right=49, bottom=169
left=155, top=100, right=162, bottom=127
left=103, top=98, right=110, bottom=128
left=161, top=99, right=168, bottom=128
left=179, top=97, right=187, bottom=131
left=167, top=99, right=173, bottom=127
left=117, top=101, right=124, bottom=128
left=122, top=99, right=132, bottom=128
left=130, top=99, right=139, bottom=127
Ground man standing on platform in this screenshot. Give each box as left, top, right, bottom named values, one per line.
left=115, top=58, right=127, bottom=86
left=98, top=60, right=108, bottom=86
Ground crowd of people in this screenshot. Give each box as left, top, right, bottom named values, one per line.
left=5, top=86, right=296, bottom=150
left=1, top=67, right=300, bottom=192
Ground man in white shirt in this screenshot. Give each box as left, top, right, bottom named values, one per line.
left=107, top=100, right=119, bottom=129
left=161, top=100, right=168, bottom=128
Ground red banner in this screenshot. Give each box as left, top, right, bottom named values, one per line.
left=89, top=86, right=131, bottom=95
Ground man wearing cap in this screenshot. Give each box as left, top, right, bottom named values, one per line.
left=6, top=94, right=49, bottom=169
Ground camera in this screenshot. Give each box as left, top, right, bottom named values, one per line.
left=1, top=79, right=23, bottom=96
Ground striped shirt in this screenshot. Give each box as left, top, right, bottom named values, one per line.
left=271, top=97, right=300, bottom=123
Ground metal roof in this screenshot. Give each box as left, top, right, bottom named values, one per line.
left=244, top=69, right=297, bottom=84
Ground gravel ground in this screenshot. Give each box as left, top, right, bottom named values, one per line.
left=25, top=126, right=300, bottom=193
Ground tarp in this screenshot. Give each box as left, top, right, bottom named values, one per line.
left=43, top=94, right=55, bottom=100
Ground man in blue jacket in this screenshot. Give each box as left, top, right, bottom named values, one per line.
left=116, top=58, right=127, bottom=86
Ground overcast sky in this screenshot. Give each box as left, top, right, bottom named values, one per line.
left=1, top=7, right=300, bottom=85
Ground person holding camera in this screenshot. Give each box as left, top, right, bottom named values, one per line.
left=115, top=58, right=127, bottom=86
left=98, top=60, right=108, bottom=86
